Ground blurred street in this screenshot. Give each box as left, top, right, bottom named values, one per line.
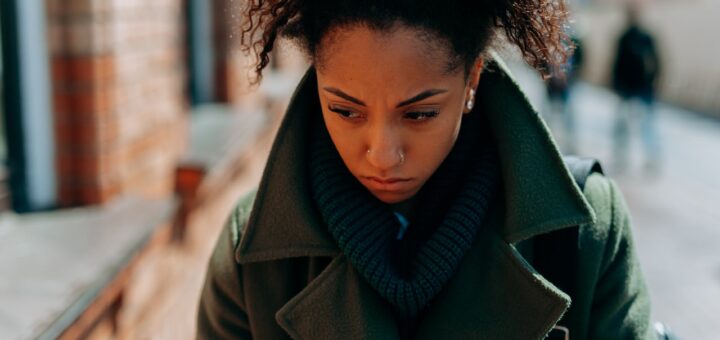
left=512, top=62, right=720, bottom=340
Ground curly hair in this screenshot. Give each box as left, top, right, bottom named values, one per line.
left=239, top=0, right=572, bottom=83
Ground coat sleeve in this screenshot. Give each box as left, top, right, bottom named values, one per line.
left=196, top=209, right=252, bottom=339
left=585, top=176, right=655, bottom=340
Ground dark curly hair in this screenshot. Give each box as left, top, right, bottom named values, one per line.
left=239, top=0, right=572, bottom=83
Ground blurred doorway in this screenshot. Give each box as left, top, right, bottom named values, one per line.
left=1, top=0, right=56, bottom=213
left=0, top=3, right=11, bottom=211
left=186, top=0, right=217, bottom=105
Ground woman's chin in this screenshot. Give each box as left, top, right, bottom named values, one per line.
left=367, top=188, right=419, bottom=204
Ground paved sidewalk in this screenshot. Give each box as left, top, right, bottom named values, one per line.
left=511, top=62, right=720, bottom=339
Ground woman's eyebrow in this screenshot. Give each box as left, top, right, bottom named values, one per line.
left=323, top=87, right=366, bottom=106
left=396, top=89, right=447, bottom=108
left=323, top=87, right=448, bottom=108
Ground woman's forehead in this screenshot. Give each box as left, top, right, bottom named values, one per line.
left=317, top=24, right=454, bottom=71
left=315, top=24, right=463, bottom=93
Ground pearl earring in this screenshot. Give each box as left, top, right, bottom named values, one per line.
left=466, top=89, right=475, bottom=111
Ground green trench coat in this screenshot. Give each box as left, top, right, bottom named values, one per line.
left=197, top=57, right=654, bottom=339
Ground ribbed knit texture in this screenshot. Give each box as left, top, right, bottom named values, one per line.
left=308, top=113, right=499, bottom=317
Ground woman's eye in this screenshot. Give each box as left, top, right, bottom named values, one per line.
left=405, top=110, right=439, bottom=121
left=328, top=106, right=361, bottom=119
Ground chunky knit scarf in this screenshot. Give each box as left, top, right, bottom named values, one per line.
left=309, top=113, right=499, bottom=317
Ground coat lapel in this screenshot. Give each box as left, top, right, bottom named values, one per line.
left=235, top=70, right=340, bottom=264
left=275, top=200, right=570, bottom=340
left=275, top=255, right=401, bottom=340
left=417, top=202, right=571, bottom=339
left=479, top=54, right=596, bottom=243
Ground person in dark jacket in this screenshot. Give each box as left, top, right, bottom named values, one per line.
left=197, top=1, right=655, bottom=339
left=612, top=5, right=662, bottom=172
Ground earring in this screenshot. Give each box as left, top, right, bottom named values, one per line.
left=466, top=89, right=475, bottom=111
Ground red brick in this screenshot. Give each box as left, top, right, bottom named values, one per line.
left=57, top=170, right=123, bottom=206
left=52, top=55, right=115, bottom=86
left=53, top=87, right=115, bottom=116
left=52, top=55, right=115, bottom=87
left=55, top=120, right=97, bottom=148
left=84, top=181, right=121, bottom=204
left=57, top=186, right=79, bottom=207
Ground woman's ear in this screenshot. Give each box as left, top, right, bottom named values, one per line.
left=468, top=58, right=484, bottom=90
left=463, top=58, right=484, bottom=114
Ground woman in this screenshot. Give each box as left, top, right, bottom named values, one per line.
left=197, top=0, right=654, bottom=339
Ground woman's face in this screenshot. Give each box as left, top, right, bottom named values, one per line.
left=315, top=24, right=482, bottom=204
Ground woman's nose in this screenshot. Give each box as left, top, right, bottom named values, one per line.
left=365, top=128, right=404, bottom=170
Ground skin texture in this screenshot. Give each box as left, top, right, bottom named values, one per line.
left=316, top=23, right=484, bottom=204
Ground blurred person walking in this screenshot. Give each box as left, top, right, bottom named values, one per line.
left=544, top=35, right=584, bottom=154
left=611, top=4, right=662, bottom=172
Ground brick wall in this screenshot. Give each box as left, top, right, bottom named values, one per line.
left=48, top=0, right=187, bottom=206
left=39, top=0, right=310, bottom=335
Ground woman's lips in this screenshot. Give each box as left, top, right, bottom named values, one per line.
left=362, top=176, right=413, bottom=192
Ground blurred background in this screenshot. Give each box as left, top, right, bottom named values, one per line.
left=0, top=0, right=717, bottom=338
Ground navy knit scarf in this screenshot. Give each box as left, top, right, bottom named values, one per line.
left=309, top=113, right=499, bottom=317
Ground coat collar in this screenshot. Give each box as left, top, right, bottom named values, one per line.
left=235, top=54, right=595, bottom=264
left=478, top=55, right=596, bottom=242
